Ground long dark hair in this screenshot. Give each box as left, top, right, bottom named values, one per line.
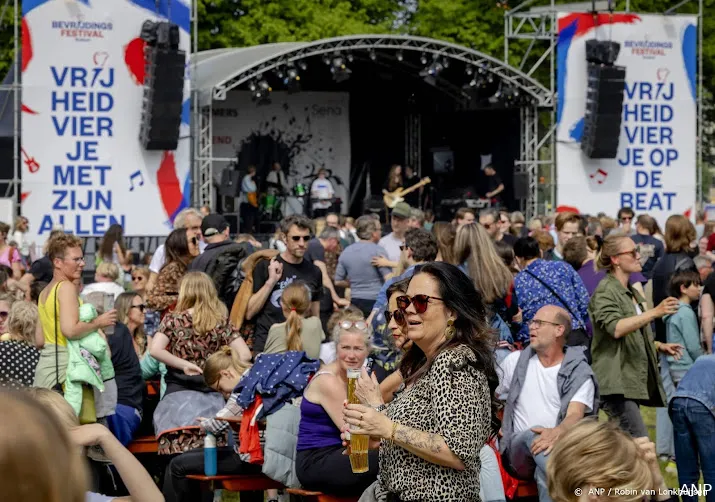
left=98, top=223, right=125, bottom=261
left=161, top=228, right=192, bottom=271
left=399, top=262, right=501, bottom=436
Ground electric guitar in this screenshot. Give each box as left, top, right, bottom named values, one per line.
left=382, top=177, right=431, bottom=208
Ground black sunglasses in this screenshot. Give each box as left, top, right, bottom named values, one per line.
left=384, top=309, right=405, bottom=325
left=396, top=294, right=444, bottom=314
left=290, top=235, right=311, bottom=242
left=130, top=304, right=146, bottom=312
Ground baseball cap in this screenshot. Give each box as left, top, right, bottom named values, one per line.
left=201, top=214, right=229, bottom=237
left=391, top=202, right=411, bottom=219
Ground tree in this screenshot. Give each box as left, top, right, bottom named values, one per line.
left=197, top=0, right=403, bottom=50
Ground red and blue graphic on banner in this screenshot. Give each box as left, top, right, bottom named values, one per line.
left=21, top=0, right=191, bottom=239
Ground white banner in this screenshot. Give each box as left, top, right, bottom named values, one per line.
left=211, top=91, right=351, bottom=213
left=21, top=0, right=192, bottom=242
left=556, top=13, right=697, bottom=223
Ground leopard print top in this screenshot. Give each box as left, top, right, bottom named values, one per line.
left=379, top=344, right=492, bottom=501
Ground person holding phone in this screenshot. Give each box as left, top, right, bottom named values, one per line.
left=246, top=215, right=323, bottom=355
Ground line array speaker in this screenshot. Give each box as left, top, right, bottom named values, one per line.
left=139, top=22, right=185, bottom=151
left=580, top=63, right=626, bottom=159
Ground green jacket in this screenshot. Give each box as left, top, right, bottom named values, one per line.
left=588, top=274, right=665, bottom=406
left=65, top=303, right=115, bottom=415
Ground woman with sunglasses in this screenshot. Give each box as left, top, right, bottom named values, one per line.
left=342, top=262, right=500, bottom=502
left=589, top=234, right=683, bottom=439
left=100, top=291, right=145, bottom=446
left=295, top=318, right=379, bottom=496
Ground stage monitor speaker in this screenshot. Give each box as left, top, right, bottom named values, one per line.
left=513, top=172, right=529, bottom=200
left=139, top=47, right=185, bottom=151
left=580, top=64, right=626, bottom=159
left=219, top=169, right=242, bottom=197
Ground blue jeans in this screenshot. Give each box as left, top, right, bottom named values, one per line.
left=503, top=429, right=552, bottom=502
left=670, top=398, right=715, bottom=502
left=480, top=445, right=506, bottom=502
left=656, top=354, right=675, bottom=458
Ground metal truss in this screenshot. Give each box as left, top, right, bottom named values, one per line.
left=504, top=0, right=562, bottom=217
left=404, top=114, right=421, bottom=177
left=194, top=34, right=552, bottom=208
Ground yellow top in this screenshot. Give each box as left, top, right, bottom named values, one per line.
left=39, top=282, right=69, bottom=347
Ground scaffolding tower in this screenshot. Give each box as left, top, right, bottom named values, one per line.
left=505, top=0, right=705, bottom=215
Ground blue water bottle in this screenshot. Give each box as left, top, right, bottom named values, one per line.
left=204, top=432, right=217, bottom=476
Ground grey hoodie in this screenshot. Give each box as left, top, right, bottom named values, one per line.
left=499, top=345, right=599, bottom=454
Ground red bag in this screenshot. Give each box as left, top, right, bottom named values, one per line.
left=489, top=438, right=519, bottom=499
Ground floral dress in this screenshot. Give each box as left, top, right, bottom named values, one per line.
left=377, top=345, right=492, bottom=501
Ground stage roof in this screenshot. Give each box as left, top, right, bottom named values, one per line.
left=192, top=35, right=552, bottom=108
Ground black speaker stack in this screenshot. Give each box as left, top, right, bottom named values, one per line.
left=139, top=21, right=185, bottom=151
left=580, top=40, right=626, bottom=159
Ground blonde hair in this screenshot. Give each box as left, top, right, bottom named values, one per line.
left=46, top=233, right=83, bottom=262
left=595, top=234, right=631, bottom=272
left=547, top=420, right=653, bottom=502
left=454, top=223, right=513, bottom=304
left=133, top=266, right=150, bottom=282
left=96, top=261, right=120, bottom=282
left=26, top=387, right=79, bottom=428
left=115, top=292, right=147, bottom=355
left=0, top=389, right=86, bottom=502
left=281, top=283, right=310, bottom=352
left=176, top=272, right=227, bottom=335
left=204, top=346, right=252, bottom=388
left=7, top=301, right=38, bottom=344
left=314, top=218, right=326, bottom=239
left=326, top=306, right=363, bottom=336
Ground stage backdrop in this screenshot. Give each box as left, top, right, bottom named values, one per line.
left=211, top=91, right=351, bottom=213
left=21, top=0, right=192, bottom=241
left=556, top=13, right=697, bottom=224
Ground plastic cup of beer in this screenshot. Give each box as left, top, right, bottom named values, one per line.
left=347, top=368, right=369, bottom=474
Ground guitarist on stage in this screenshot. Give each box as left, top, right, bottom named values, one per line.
left=384, top=164, right=403, bottom=194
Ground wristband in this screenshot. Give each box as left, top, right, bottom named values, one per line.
left=374, top=404, right=387, bottom=413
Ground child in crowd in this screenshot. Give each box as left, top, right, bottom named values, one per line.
left=263, top=282, right=324, bottom=360
left=665, top=270, right=703, bottom=386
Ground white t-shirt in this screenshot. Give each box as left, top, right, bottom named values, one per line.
left=149, top=241, right=207, bottom=274
left=497, top=350, right=594, bottom=434
left=310, top=178, right=334, bottom=209
left=378, top=232, right=403, bottom=263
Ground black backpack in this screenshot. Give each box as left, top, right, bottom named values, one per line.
left=205, top=243, right=250, bottom=309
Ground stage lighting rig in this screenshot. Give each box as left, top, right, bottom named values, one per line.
left=369, top=50, right=377, bottom=61
left=330, top=56, right=352, bottom=83
left=463, top=65, right=494, bottom=90
left=396, top=50, right=404, bottom=62
left=277, top=64, right=301, bottom=92
left=420, top=55, right=449, bottom=86
left=249, top=80, right=272, bottom=105
left=490, top=84, right=519, bottom=106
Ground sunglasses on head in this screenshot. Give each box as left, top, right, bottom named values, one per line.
left=130, top=304, right=146, bottom=312
left=396, top=294, right=444, bottom=314
left=339, top=320, right=368, bottom=331
left=384, top=309, right=405, bottom=325
left=290, top=235, right=311, bottom=242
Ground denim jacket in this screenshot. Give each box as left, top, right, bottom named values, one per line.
left=670, top=354, right=715, bottom=420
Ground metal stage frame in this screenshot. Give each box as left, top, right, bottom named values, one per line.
left=505, top=0, right=705, bottom=215
left=190, top=35, right=551, bottom=217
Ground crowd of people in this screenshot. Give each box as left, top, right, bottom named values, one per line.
left=2, top=203, right=715, bottom=502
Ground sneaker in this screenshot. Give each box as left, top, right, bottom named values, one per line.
left=665, top=460, right=678, bottom=475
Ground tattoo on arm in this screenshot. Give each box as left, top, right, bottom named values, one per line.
left=395, top=424, right=443, bottom=454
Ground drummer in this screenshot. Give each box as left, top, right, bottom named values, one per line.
left=311, top=168, right=335, bottom=218
left=266, top=162, right=290, bottom=195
